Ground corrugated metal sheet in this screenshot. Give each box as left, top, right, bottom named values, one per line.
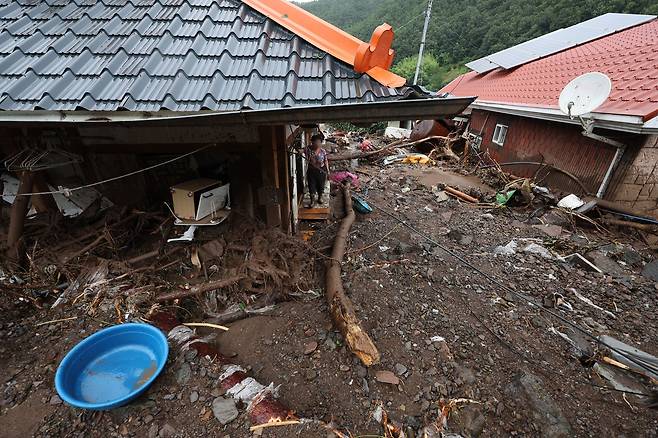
left=466, top=13, right=656, bottom=73
left=0, top=0, right=412, bottom=112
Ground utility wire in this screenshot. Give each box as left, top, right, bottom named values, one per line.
left=367, top=199, right=658, bottom=378
left=13, top=144, right=213, bottom=197
left=396, top=10, right=428, bottom=32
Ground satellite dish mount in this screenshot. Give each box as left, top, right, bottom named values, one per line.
left=558, top=71, right=612, bottom=132
left=558, top=72, right=625, bottom=198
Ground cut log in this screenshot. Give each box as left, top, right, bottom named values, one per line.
left=326, top=183, right=380, bottom=366
left=155, top=275, right=245, bottom=302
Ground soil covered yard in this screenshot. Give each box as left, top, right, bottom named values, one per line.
left=2, top=161, right=658, bottom=437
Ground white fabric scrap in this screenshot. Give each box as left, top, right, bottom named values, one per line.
left=557, top=194, right=585, bottom=210
left=226, top=377, right=266, bottom=402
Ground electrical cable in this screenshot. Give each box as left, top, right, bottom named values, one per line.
left=396, top=10, right=428, bottom=32
left=13, top=144, right=213, bottom=197
left=367, top=198, right=658, bottom=377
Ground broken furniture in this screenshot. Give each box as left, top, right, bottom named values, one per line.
left=167, top=178, right=231, bottom=242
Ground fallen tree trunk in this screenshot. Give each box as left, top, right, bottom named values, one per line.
left=328, top=135, right=451, bottom=162
left=328, top=139, right=403, bottom=161
left=326, top=183, right=380, bottom=366
left=603, top=218, right=656, bottom=231
left=155, top=275, right=245, bottom=302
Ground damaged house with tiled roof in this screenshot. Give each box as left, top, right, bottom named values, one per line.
left=0, top=0, right=472, bottom=258
left=441, top=13, right=658, bottom=215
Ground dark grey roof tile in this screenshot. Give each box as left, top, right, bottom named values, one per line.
left=0, top=0, right=410, bottom=111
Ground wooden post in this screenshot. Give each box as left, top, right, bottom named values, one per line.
left=31, top=172, right=60, bottom=214
left=6, top=171, right=35, bottom=263
left=276, top=126, right=292, bottom=234
left=259, top=127, right=282, bottom=228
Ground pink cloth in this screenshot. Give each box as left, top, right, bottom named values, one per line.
left=330, top=171, right=359, bottom=187
left=359, top=139, right=373, bottom=152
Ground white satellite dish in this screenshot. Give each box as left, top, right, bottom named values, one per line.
left=558, top=72, right=612, bottom=118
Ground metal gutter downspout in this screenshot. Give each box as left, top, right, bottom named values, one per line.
left=580, top=120, right=627, bottom=198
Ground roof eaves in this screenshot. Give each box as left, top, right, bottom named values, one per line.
left=470, top=100, right=655, bottom=134
left=241, top=0, right=405, bottom=87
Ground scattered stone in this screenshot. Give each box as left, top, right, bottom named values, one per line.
left=642, top=260, right=658, bottom=282
left=449, top=230, right=473, bottom=246
left=533, top=224, right=563, bottom=238
left=394, top=363, right=408, bottom=376
left=356, top=365, right=368, bottom=378
left=148, top=423, right=158, bottom=438
left=586, top=250, right=623, bottom=275
left=451, top=404, right=486, bottom=437
left=176, top=363, right=191, bottom=385
left=143, top=415, right=154, bottom=424
left=339, top=364, right=350, bottom=372
left=506, top=371, right=572, bottom=437
left=184, top=349, right=198, bottom=362
left=303, top=341, right=318, bottom=355
left=212, top=397, right=239, bottom=425
left=190, top=391, right=199, bottom=403
left=49, top=395, right=62, bottom=405
left=375, top=370, right=400, bottom=385
left=305, top=370, right=318, bottom=381
left=158, top=423, right=176, bottom=437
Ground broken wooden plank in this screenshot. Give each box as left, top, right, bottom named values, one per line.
left=444, top=186, right=478, bottom=203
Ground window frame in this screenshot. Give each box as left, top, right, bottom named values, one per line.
left=492, top=123, right=508, bottom=146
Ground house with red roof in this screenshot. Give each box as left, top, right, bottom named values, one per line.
left=441, top=13, right=658, bottom=214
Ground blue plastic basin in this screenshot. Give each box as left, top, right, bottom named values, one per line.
left=55, top=323, right=169, bottom=410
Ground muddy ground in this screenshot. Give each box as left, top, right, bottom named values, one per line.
left=2, top=162, right=658, bottom=437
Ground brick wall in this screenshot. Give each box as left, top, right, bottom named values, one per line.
left=608, top=135, right=658, bottom=213
left=468, top=110, right=646, bottom=206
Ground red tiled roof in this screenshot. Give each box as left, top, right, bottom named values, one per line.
left=440, top=19, right=658, bottom=121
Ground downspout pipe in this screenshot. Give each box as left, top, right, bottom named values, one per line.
left=580, top=119, right=627, bottom=198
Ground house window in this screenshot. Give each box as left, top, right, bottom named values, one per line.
left=492, top=124, right=508, bottom=146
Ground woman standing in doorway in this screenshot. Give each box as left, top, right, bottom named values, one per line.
left=305, top=133, right=329, bottom=206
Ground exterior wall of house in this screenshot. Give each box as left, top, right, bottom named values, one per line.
left=608, top=135, right=658, bottom=213
left=468, top=109, right=637, bottom=196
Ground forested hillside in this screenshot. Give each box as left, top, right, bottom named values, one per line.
left=299, top=0, right=658, bottom=89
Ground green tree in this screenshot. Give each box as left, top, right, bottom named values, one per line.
left=300, top=0, right=658, bottom=86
